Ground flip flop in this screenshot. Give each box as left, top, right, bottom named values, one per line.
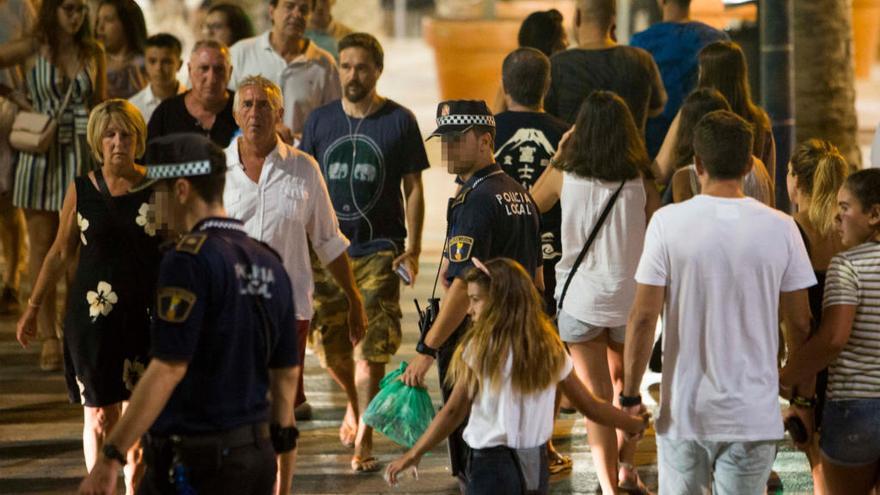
left=548, top=453, right=572, bottom=475
left=339, top=422, right=356, bottom=448
left=351, top=455, right=380, bottom=473
left=618, top=465, right=651, bottom=495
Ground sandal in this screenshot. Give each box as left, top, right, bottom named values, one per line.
left=618, top=462, right=651, bottom=495
left=351, top=455, right=380, bottom=473
left=548, top=452, right=573, bottom=475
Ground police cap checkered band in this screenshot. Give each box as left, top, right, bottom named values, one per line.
left=436, top=114, right=495, bottom=128
left=144, top=160, right=213, bottom=179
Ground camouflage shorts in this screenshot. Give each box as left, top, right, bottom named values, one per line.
left=309, top=249, right=402, bottom=368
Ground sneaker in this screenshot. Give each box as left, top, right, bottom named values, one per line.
left=295, top=401, right=313, bottom=421
left=0, top=286, right=20, bottom=315
left=40, top=337, right=62, bottom=372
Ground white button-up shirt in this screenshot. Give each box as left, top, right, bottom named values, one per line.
left=229, top=32, right=341, bottom=136
left=128, top=81, right=185, bottom=124
left=224, top=136, right=349, bottom=320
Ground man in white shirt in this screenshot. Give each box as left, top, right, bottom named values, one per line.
left=621, top=110, right=816, bottom=494
left=128, top=33, right=186, bottom=123
left=224, top=74, right=367, bottom=495
left=229, top=0, right=340, bottom=144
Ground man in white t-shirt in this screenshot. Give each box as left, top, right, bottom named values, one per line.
left=621, top=110, right=815, bottom=494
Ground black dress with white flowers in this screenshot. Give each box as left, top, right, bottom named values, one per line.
left=63, top=171, right=161, bottom=407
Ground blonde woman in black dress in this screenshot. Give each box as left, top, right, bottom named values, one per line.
left=17, top=99, right=159, bottom=495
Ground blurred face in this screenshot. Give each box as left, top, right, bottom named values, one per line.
left=466, top=282, right=488, bottom=322
left=57, top=0, right=88, bottom=36
left=202, top=10, right=233, bottom=47
left=100, top=119, right=136, bottom=167
left=309, top=0, right=332, bottom=29
left=145, top=46, right=181, bottom=87
left=95, top=3, right=125, bottom=53
left=234, top=85, right=281, bottom=143
left=836, top=186, right=880, bottom=247
left=441, top=130, right=484, bottom=176
left=149, top=181, right=186, bottom=235
left=269, top=0, right=311, bottom=41
left=339, top=47, right=380, bottom=104
left=188, top=47, right=231, bottom=103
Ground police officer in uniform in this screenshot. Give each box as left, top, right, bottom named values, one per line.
left=401, top=100, right=542, bottom=485
left=78, top=134, right=300, bottom=495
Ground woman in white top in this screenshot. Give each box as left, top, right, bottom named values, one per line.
left=781, top=169, right=880, bottom=495
left=385, top=258, right=649, bottom=494
left=531, top=90, right=660, bottom=494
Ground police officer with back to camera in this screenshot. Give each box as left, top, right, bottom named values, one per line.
left=401, top=100, right=542, bottom=485
left=78, top=134, right=300, bottom=495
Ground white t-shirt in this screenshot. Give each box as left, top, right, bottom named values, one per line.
left=555, top=175, right=646, bottom=327
left=462, top=349, right=573, bottom=450
left=635, top=195, right=815, bottom=441
left=224, top=137, right=349, bottom=320
left=128, top=81, right=185, bottom=124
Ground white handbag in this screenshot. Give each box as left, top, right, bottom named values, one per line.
left=9, top=72, right=77, bottom=155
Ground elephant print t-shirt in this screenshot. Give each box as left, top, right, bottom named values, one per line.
left=300, top=99, right=430, bottom=257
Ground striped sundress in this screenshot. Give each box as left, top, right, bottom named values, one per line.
left=13, top=54, right=97, bottom=211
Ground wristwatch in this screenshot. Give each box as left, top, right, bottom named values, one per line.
left=102, top=443, right=127, bottom=465
left=416, top=340, right=438, bottom=359
left=619, top=394, right=642, bottom=408
left=790, top=395, right=816, bottom=409
left=270, top=423, right=299, bottom=453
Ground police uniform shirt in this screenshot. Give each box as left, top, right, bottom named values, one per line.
left=149, top=217, right=298, bottom=435
left=445, top=163, right=541, bottom=282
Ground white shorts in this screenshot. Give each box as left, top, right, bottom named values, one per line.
left=557, top=310, right=625, bottom=344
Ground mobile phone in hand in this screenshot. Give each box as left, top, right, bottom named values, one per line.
left=395, top=263, right=413, bottom=285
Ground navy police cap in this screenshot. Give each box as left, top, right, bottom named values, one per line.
left=132, top=134, right=226, bottom=191
left=428, top=100, right=495, bottom=139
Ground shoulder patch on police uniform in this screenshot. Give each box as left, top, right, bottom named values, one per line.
left=448, top=236, right=474, bottom=262
left=157, top=287, right=197, bottom=323
left=451, top=187, right=471, bottom=209
left=176, top=234, right=207, bottom=254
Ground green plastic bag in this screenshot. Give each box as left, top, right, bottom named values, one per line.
left=363, top=362, right=435, bottom=448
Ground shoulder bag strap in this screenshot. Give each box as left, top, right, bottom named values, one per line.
left=556, top=179, right=627, bottom=315
left=55, top=64, right=81, bottom=118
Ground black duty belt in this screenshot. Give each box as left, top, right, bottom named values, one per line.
left=149, top=422, right=270, bottom=450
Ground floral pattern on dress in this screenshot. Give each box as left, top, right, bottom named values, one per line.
left=86, top=281, right=118, bottom=322
left=135, top=202, right=157, bottom=237
left=77, top=212, right=89, bottom=245
left=76, top=376, right=87, bottom=404
left=122, top=358, right=146, bottom=391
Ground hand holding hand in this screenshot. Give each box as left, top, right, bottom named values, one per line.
left=621, top=404, right=651, bottom=441
left=402, top=353, right=434, bottom=388
left=784, top=406, right=814, bottom=451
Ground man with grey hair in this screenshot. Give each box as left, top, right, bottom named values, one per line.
left=224, top=74, right=367, bottom=495
left=148, top=40, right=238, bottom=147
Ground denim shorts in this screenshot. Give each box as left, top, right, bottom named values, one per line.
left=557, top=310, right=625, bottom=344
left=820, top=399, right=880, bottom=466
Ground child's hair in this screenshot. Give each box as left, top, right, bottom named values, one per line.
left=671, top=88, right=731, bottom=170
left=789, top=139, right=850, bottom=237
left=844, top=169, right=880, bottom=215
left=447, top=258, right=567, bottom=397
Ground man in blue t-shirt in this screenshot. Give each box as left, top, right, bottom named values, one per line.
left=299, top=33, right=429, bottom=472
left=630, top=0, right=729, bottom=158
left=494, top=48, right=569, bottom=316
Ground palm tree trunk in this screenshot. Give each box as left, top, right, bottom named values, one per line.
left=793, top=0, right=861, bottom=167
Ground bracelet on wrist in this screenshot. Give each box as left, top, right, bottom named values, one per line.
left=416, top=341, right=438, bottom=359
left=619, top=394, right=642, bottom=408
left=27, top=298, right=40, bottom=309
left=102, top=443, right=127, bottom=465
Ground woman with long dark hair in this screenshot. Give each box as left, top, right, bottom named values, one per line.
left=0, top=0, right=106, bottom=371
left=532, top=91, right=660, bottom=494
left=202, top=2, right=255, bottom=48
left=95, top=0, right=147, bottom=98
